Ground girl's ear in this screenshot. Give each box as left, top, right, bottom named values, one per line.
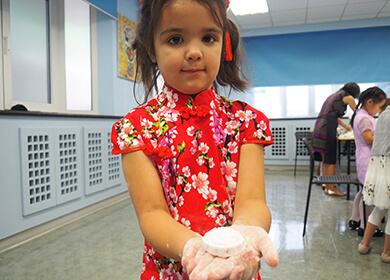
left=149, top=54, right=157, bottom=63
left=148, top=49, right=157, bottom=63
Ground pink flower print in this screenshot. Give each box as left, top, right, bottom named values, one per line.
left=157, top=93, right=165, bottom=103
left=209, top=157, right=215, bottom=169
left=164, top=109, right=179, bottom=122
left=196, top=157, right=205, bottom=166
left=169, top=205, right=179, bottom=221
left=178, top=196, right=184, bottom=207
left=254, top=130, right=265, bottom=140
left=258, top=120, right=267, bottom=131
left=168, top=186, right=178, bottom=201
left=216, top=215, right=227, bottom=226
left=190, top=140, right=198, bottom=155
left=235, top=110, right=253, bottom=123
left=141, top=118, right=153, bottom=129
left=221, top=147, right=228, bottom=157
left=150, top=139, right=158, bottom=148
left=181, top=218, right=191, bottom=229
left=206, top=188, right=217, bottom=201
left=227, top=179, right=237, bottom=198
left=206, top=206, right=219, bottom=218
left=224, top=120, right=240, bottom=135
left=122, top=122, right=134, bottom=135
left=164, top=90, right=179, bottom=108
left=187, top=126, right=195, bottom=137
left=159, top=264, right=176, bottom=279
left=177, top=176, right=184, bottom=186
left=222, top=200, right=233, bottom=218
left=227, top=141, right=238, bottom=154
left=117, top=138, right=129, bottom=150
left=198, top=142, right=209, bottom=154
left=142, top=130, right=153, bottom=139
left=221, top=161, right=237, bottom=181
left=184, top=183, right=191, bottom=192
left=192, top=172, right=209, bottom=191
left=182, top=166, right=191, bottom=177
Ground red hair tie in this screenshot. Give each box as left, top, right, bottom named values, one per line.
left=224, top=30, right=233, bottom=62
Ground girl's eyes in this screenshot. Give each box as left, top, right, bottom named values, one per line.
left=168, top=36, right=183, bottom=45
left=202, top=35, right=217, bottom=43
left=167, top=35, right=217, bottom=45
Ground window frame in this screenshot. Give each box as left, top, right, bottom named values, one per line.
left=1, top=0, right=98, bottom=115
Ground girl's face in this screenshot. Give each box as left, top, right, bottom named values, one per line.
left=364, top=98, right=387, bottom=116
left=152, top=0, right=223, bottom=95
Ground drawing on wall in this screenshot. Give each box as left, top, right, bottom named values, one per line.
left=118, top=13, right=139, bottom=81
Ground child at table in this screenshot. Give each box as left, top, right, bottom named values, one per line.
left=358, top=100, right=390, bottom=263
left=111, top=0, right=278, bottom=279
left=348, top=87, right=386, bottom=236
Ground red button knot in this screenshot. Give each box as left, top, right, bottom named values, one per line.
left=179, top=105, right=210, bottom=119
left=142, top=143, right=173, bottom=159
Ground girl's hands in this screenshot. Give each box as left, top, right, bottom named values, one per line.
left=181, top=225, right=278, bottom=280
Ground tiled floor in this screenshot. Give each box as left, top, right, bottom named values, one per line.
left=0, top=168, right=389, bottom=279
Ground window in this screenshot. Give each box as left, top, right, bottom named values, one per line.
left=286, top=85, right=309, bottom=117
left=65, top=0, right=92, bottom=111
left=253, top=87, right=281, bottom=118
left=1, top=0, right=98, bottom=114
left=252, top=82, right=390, bottom=119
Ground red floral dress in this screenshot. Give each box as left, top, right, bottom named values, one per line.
left=111, top=85, right=273, bottom=280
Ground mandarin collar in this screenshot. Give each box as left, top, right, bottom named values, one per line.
left=159, top=85, right=217, bottom=109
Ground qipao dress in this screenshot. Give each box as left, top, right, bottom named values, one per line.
left=111, top=85, right=273, bottom=280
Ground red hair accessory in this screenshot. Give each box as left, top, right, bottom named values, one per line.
left=224, top=30, right=233, bottom=62
left=140, top=0, right=230, bottom=10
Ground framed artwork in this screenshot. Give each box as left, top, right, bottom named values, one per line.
left=118, top=13, right=139, bottom=81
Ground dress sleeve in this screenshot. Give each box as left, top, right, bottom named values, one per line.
left=358, top=117, right=374, bottom=134
left=111, top=115, right=145, bottom=155
left=241, top=105, right=273, bottom=147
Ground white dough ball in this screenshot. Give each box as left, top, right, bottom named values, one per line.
left=202, top=227, right=246, bottom=257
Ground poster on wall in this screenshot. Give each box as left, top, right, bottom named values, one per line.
left=118, top=13, right=139, bottom=81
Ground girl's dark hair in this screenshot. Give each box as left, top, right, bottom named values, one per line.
left=380, top=98, right=390, bottom=112
left=132, top=0, right=249, bottom=103
left=350, top=86, right=386, bottom=128
left=341, top=82, right=360, bottom=99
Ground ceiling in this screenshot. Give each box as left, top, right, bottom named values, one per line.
left=228, top=0, right=390, bottom=31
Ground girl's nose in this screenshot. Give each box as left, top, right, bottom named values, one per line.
left=185, top=45, right=202, bottom=61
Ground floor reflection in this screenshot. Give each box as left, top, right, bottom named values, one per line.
left=0, top=168, right=388, bottom=279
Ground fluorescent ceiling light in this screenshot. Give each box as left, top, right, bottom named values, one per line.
left=229, top=0, right=269, bottom=16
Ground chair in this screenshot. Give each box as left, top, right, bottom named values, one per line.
left=302, top=137, right=366, bottom=236
left=294, top=131, right=312, bottom=176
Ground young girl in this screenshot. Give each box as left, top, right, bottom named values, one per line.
left=358, top=99, right=390, bottom=263
left=111, top=0, right=278, bottom=279
left=349, top=87, right=386, bottom=236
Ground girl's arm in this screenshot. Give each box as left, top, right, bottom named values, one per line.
left=121, top=150, right=200, bottom=261
left=338, top=118, right=352, bottom=131
left=233, top=143, right=271, bottom=230
left=343, top=95, right=357, bottom=111
left=361, top=129, right=374, bottom=145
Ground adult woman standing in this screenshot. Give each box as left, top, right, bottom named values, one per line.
left=313, top=82, right=360, bottom=196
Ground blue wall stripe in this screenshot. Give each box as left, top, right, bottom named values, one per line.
left=85, top=0, right=117, bottom=19
left=243, top=26, right=390, bottom=87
